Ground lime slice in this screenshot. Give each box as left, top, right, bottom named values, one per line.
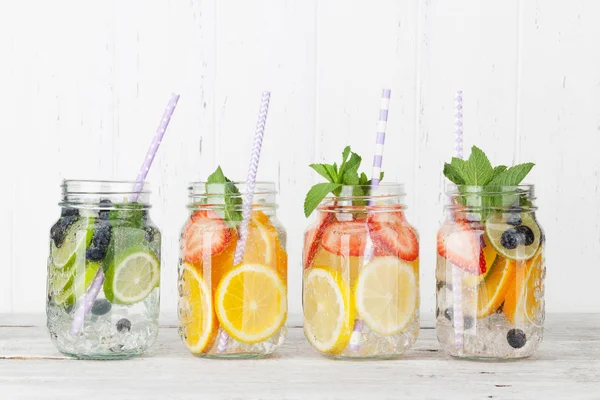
left=485, top=213, right=541, bottom=261
left=104, top=246, right=160, bottom=304
left=50, top=261, right=100, bottom=306
left=51, top=218, right=94, bottom=269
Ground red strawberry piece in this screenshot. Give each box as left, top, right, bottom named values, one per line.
left=368, top=217, right=419, bottom=262
left=369, top=210, right=406, bottom=226
left=182, top=210, right=232, bottom=264
left=303, top=212, right=334, bottom=268
left=437, top=222, right=486, bottom=275
left=321, top=221, right=372, bottom=257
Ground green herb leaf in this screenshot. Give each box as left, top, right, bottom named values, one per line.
left=341, top=153, right=362, bottom=185
left=488, top=163, right=535, bottom=187
left=462, top=146, right=494, bottom=185
left=108, top=203, right=146, bottom=228
left=309, top=164, right=336, bottom=183
left=359, top=172, right=369, bottom=185
left=304, top=182, right=342, bottom=217
left=492, top=165, right=508, bottom=180
left=443, top=163, right=466, bottom=185
left=205, top=166, right=242, bottom=225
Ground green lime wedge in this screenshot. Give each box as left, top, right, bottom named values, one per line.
left=50, top=261, right=100, bottom=306
left=485, top=213, right=541, bottom=261
left=51, top=218, right=94, bottom=269
left=103, top=246, right=160, bottom=305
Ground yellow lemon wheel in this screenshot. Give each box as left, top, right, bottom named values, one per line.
left=215, top=263, right=287, bottom=344
left=303, top=267, right=353, bottom=354
left=179, top=263, right=217, bottom=353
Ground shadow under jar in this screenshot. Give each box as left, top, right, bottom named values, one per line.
left=178, top=182, right=287, bottom=358
left=47, top=180, right=161, bottom=359
left=302, top=184, right=420, bottom=359
left=436, top=184, right=545, bottom=360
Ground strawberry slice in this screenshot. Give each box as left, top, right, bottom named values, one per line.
left=437, top=222, right=486, bottom=275
left=368, top=215, right=419, bottom=262
left=321, top=221, right=372, bottom=257
left=303, top=212, right=334, bottom=268
left=182, top=210, right=232, bottom=264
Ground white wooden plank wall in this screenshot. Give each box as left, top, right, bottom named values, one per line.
left=1, top=0, right=599, bottom=316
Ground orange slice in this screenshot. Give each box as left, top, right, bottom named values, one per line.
left=503, top=248, right=544, bottom=324
left=179, top=263, right=218, bottom=353
left=476, top=256, right=516, bottom=319
left=215, top=263, right=287, bottom=344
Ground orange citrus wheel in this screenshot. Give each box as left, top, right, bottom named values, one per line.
left=179, top=263, right=218, bottom=353
left=503, top=248, right=544, bottom=325
left=215, top=263, right=287, bottom=344
left=476, top=256, right=516, bottom=319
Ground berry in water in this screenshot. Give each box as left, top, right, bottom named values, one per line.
left=145, top=226, right=157, bottom=243
left=116, top=318, right=132, bottom=333
left=61, top=208, right=79, bottom=217
left=516, top=225, right=535, bottom=246
left=91, top=299, right=112, bottom=316
left=500, top=229, right=520, bottom=250
left=86, top=220, right=112, bottom=261
left=443, top=308, right=454, bottom=321
left=98, top=199, right=112, bottom=221
left=507, top=328, right=527, bottom=349
left=51, top=216, right=78, bottom=247
left=506, top=214, right=522, bottom=226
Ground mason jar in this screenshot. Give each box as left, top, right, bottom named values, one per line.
left=302, top=184, right=420, bottom=359
left=436, top=184, right=545, bottom=359
left=178, top=182, right=287, bottom=358
left=46, top=180, right=161, bottom=359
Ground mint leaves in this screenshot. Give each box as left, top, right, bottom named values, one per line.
left=304, top=146, right=383, bottom=217
left=443, top=146, right=535, bottom=217
left=205, top=166, right=242, bottom=225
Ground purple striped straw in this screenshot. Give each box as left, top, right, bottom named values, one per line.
left=348, top=88, right=391, bottom=352
left=451, top=90, right=465, bottom=353
left=69, top=93, right=180, bottom=336
left=216, top=91, right=271, bottom=353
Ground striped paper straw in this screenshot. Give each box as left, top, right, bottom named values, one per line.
left=348, top=88, right=391, bottom=352
left=69, top=93, right=180, bottom=336
left=451, top=90, right=465, bottom=353
left=216, top=91, right=271, bottom=353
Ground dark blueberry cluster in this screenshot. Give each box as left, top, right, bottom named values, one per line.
left=61, top=207, right=79, bottom=218
left=116, top=318, right=132, bottom=332
left=507, top=328, right=527, bottom=349
left=98, top=199, right=112, bottom=221
left=506, top=213, right=522, bottom=226
left=501, top=225, right=535, bottom=250
left=86, top=220, right=112, bottom=261
left=91, top=299, right=112, bottom=316
left=50, top=215, right=78, bottom=247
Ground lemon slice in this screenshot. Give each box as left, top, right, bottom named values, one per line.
left=355, top=256, right=418, bottom=336
left=503, top=249, right=545, bottom=325
left=179, top=263, right=217, bottom=353
left=303, top=267, right=353, bottom=354
left=476, top=256, right=516, bottom=318
left=215, top=263, right=287, bottom=344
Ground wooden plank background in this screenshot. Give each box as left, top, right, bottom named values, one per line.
left=1, top=0, right=599, bottom=317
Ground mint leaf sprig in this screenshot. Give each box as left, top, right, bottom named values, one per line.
left=443, top=146, right=535, bottom=218
left=205, top=166, right=242, bottom=226
left=304, top=146, right=384, bottom=217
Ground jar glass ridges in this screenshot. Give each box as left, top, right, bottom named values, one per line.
left=436, top=184, right=545, bottom=359
left=178, top=182, right=287, bottom=358
left=302, top=184, right=420, bottom=359
left=46, top=180, right=161, bottom=359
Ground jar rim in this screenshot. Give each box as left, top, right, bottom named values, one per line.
left=446, top=182, right=534, bottom=194
left=62, top=179, right=151, bottom=194
left=188, top=181, right=277, bottom=195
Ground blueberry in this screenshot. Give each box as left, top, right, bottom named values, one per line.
left=516, top=225, right=535, bottom=246
left=462, top=316, right=475, bottom=330
left=61, top=208, right=79, bottom=217
left=51, top=216, right=78, bottom=247
left=91, top=299, right=112, bottom=316
left=86, top=247, right=105, bottom=261
left=116, top=318, right=132, bottom=333
left=443, top=308, right=454, bottom=321
left=86, top=221, right=112, bottom=262
left=64, top=304, right=74, bottom=314
left=506, top=214, right=522, bottom=226
left=98, top=199, right=112, bottom=221
left=145, top=226, right=157, bottom=243
left=507, top=328, right=527, bottom=349
left=500, top=228, right=520, bottom=250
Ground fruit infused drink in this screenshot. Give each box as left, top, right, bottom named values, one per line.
left=302, top=147, right=419, bottom=358
left=178, top=170, right=287, bottom=358
left=47, top=180, right=161, bottom=359
left=436, top=146, right=545, bottom=359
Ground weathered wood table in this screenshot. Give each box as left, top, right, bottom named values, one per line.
left=0, top=314, right=598, bottom=399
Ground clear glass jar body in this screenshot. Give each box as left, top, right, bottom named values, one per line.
left=302, top=184, right=420, bottom=359
left=178, top=182, right=287, bottom=358
left=436, top=184, right=545, bottom=359
left=46, top=180, right=161, bottom=359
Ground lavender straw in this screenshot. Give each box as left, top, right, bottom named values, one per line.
left=451, top=90, right=465, bottom=353
left=216, top=91, right=271, bottom=353
left=69, top=93, right=180, bottom=336
left=348, top=88, right=391, bottom=352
